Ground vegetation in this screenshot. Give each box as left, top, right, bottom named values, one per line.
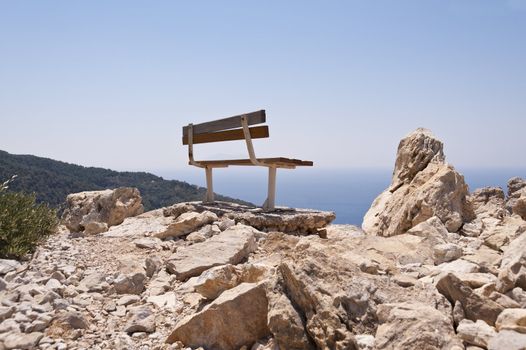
left=0, top=176, right=58, bottom=259
left=0, top=150, right=250, bottom=212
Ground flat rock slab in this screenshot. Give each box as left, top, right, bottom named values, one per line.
left=102, top=210, right=173, bottom=238
left=165, top=224, right=258, bottom=281
left=166, top=282, right=269, bottom=350
left=193, top=202, right=335, bottom=235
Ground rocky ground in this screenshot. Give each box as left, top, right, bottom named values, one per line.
left=1, top=128, right=526, bottom=350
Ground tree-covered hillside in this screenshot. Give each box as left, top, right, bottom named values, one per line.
left=0, top=150, right=249, bottom=211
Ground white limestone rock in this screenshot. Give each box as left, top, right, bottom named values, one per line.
left=456, top=319, right=497, bottom=348
left=433, top=243, right=463, bottom=265
left=495, top=308, right=526, bottom=334
left=363, top=129, right=471, bottom=236
left=166, top=224, right=258, bottom=281
left=488, top=330, right=526, bottom=350
left=154, top=211, right=218, bottom=239
left=166, top=283, right=270, bottom=349
left=61, top=187, right=144, bottom=234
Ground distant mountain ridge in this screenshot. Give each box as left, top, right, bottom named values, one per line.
left=0, top=150, right=249, bottom=211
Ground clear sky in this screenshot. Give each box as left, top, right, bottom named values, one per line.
left=1, top=0, right=525, bottom=174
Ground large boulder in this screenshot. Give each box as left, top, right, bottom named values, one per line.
left=497, top=232, right=526, bottom=293
left=165, top=224, right=258, bottom=281
left=362, top=129, right=471, bottom=236
left=61, top=187, right=143, bottom=234
left=479, top=216, right=526, bottom=251
left=267, top=291, right=315, bottom=350
left=436, top=273, right=504, bottom=326
left=469, top=187, right=508, bottom=218
left=166, top=282, right=270, bottom=350
left=375, top=302, right=463, bottom=349
left=507, top=177, right=526, bottom=220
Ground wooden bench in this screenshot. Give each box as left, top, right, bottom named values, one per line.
left=183, top=110, right=313, bottom=210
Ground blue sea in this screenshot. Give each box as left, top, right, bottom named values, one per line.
left=156, top=167, right=526, bottom=225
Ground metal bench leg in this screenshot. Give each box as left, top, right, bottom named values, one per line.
left=263, top=166, right=277, bottom=210
left=204, top=167, right=214, bottom=203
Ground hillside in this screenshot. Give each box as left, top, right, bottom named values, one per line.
left=0, top=150, right=249, bottom=210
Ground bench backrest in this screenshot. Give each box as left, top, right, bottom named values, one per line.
left=182, top=110, right=268, bottom=145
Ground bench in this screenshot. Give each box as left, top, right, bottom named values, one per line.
left=183, top=110, right=313, bottom=210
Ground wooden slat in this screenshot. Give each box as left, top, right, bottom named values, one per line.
left=195, top=157, right=314, bottom=167
left=182, top=126, right=269, bottom=145
left=182, top=110, right=266, bottom=136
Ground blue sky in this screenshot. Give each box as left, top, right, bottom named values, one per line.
left=1, top=0, right=525, bottom=173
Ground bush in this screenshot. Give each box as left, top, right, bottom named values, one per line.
left=0, top=176, right=58, bottom=259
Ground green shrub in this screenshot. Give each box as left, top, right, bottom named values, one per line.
left=0, top=176, right=58, bottom=259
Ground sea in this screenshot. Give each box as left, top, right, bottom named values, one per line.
left=156, top=167, right=526, bottom=225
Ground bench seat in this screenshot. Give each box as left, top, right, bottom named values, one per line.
left=194, top=157, right=313, bottom=167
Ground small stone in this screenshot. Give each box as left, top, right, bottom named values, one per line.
left=78, top=271, right=106, bottom=292
left=25, top=319, right=50, bottom=332
left=437, top=259, right=480, bottom=274
left=103, top=300, right=117, bottom=312
left=131, top=331, right=147, bottom=339
left=0, top=259, right=21, bottom=275
left=509, top=287, right=526, bottom=307
left=113, top=305, right=127, bottom=317
left=145, top=256, right=162, bottom=278
left=45, top=278, right=63, bottom=293
left=50, top=271, right=66, bottom=282
left=114, top=272, right=146, bottom=295
left=392, top=274, right=417, bottom=287
left=0, top=306, right=15, bottom=322
left=199, top=224, right=222, bottom=237
left=53, top=298, right=70, bottom=310
left=433, top=243, right=463, bottom=265
left=217, top=218, right=235, bottom=231
left=117, top=295, right=141, bottom=306
left=3, top=332, right=43, bottom=350
left=186, top=231, right=206, bottom=243
left=61, top=265, right=76, bottom=277
left=355, top=334, right=375, bottom=350
left=38, top=336, right=54, bottom=345
left=0, top=318, right=20, bottom=333
left=147, top=292, right=180, bottom=310
left=182, top=293, right=204, bottom=308
left=0, top=277, right=7, bottom=291
left=317, top=228, right=328, bottom=239
left=124, top=306, right=156, bottom=334
left=56, top=311, right=88, bottom=329
left=134, top=238, right=161, bottom=249
left=14, top=312, right=31, bottom=323
left=62, top=285, right=78, bottom=298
